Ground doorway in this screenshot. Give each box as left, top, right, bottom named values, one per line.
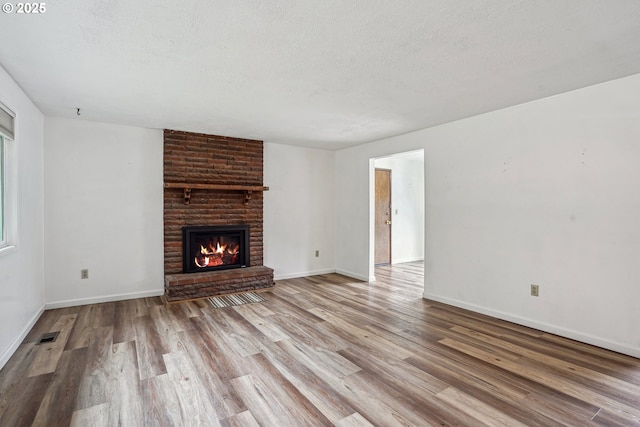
left=370, top=150, right=425, bottom=280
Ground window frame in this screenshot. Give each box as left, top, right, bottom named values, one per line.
left=0, top=101, right=16, bottom=253
left=0, top=134, right=5, bottom=247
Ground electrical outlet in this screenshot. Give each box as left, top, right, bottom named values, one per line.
left=530, top=284, right=539, bottom=297
left=315, top=250, right=319, bottom=257
left=81, top=269, right=89, bottom=279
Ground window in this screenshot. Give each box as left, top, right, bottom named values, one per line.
left=0, top=102, right=15, bottom=250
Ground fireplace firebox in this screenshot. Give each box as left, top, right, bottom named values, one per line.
left=182, top=225, right=249, bottom=274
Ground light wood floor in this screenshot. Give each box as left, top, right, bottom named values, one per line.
left=1, top=262, right=639, bottom=426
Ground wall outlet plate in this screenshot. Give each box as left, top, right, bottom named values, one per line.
left=81, top=269, right=89, bottom=279
left=530, top=284, right=539, bottom=297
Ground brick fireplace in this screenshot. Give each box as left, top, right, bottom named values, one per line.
left=163, top=130, right=274, bottom=301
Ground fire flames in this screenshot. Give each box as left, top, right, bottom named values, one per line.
left=194, top=240, right=240, bottom=268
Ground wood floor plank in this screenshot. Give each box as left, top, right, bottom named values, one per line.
left=340, top=370, right=463, bottom=426
left=451, top=324, right=640, bottom=404
left=31, top=347, right=88, bottom=427
left=244, top=352, right=333, bottom=426
left=230, top=374, right=299, bottom=427
left=426, top=300, right=545, bottom=339
left=220, top=410, right=261, bottom=427
left=0, top=342, right=38, bottom=419
left=440, top=337, right=640, bottom=422
left=338, top=348, right=482, bottom=425
left=75, top=326, right=113, bottom=410
left=108, top=341, right=144, bottom=426
left=277, top=338, right=361, bottom=379
left=542, top=331, right=640, bottom=368
left=262, top=291, right=327, bottom=324
left=163, top=349, right=221, bottom=426
left=133, top=315, right=167, bottom=380
left=307, top=307, right=415, bottom=360
left=523, top=387, right=602, bottom=426
left=0, top=373, right=54, bottom=427
left=173, top=299, right=207, bottom=318
left=141, top=374, right=184, bottom=426
left=188, top=315, right=251, bottom=380
left=1, top=261, right=639, bottom=426
left=342, top=341, right=519, bottom=426
left=65, top=303, right=102, bottom=350
left=334, top=412, right=375, bottom=427
left=27, top=313, right=78, bottom=377
left=200, top=308, right=262, bottom=357
left=178, top=328, right=248, bottom=418
left=97, top=301, right=116, bottom=328
left=270, top=311, right=353, bottom=353
left=592, top=407, right=640, bottom=426
left=435, top=386, right=529, bottom=427
left=231, top=303, right=289, bottom=342
left=149, top=304, right=187, bottom=354
left=506, top=331, right=640, bottom=385
left=164, top=301, right=198, bottom=331
left=70, top=403, right=108, bottom=427
left=23, top=307, right=78, bottom=344
left=401, top=333, right=603, bottom=425
left=112, top=300, right=137, bottom=344
left=252, top=335, right=357, bottom=423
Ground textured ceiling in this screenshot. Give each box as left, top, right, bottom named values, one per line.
left=2, top=0, right=640, bottom=149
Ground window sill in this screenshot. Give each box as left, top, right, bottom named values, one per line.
left=0, top=244, right=17, bottom=257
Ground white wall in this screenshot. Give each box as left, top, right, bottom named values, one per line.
left=42, top=123, right=336, bottom=304
left=264, top=143, right=336, bottom=280
left=336, top=73, right=640, bottom=357
left=335, top=152, right=372, bottom=281
left=44, top=117, right=164, bottom=307
left=0, top=65, right=45, bottom=369
left=375, top=151, right=424, bottom=265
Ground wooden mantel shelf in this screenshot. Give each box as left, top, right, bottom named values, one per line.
left=164, top=182, right=269, bottom=205
left=163, top=183, right=269, bottom=191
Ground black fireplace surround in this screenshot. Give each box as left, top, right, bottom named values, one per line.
left=182, top=225, right=249, bottom=274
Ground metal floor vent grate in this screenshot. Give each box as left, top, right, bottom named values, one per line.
left=37, top=332, right=60, bottom=345
left=208, top=292, right=266, bottom=308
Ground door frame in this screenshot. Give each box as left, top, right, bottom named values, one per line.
left=368, top=149, right=425, bottom=282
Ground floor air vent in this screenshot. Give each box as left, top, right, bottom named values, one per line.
left=37, top=332, right=60, bottom=345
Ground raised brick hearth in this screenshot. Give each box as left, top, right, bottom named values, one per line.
left=163, top=130, right=274, bottom=301
left=164, top=266, right=274, bottom=301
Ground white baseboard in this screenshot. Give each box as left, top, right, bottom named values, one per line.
left=275, top=268, right=374, bottom=283
left=336, top=269, right=374, bottom=282
left=274, top=268, right=337, bottom=281
left=392, top=257, right=424, bottom=264
left=45, top=289, right=164, bottom=310
left=0, top=304, right=45, bottom=370
left=423, top=293, right=640, bottom=359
